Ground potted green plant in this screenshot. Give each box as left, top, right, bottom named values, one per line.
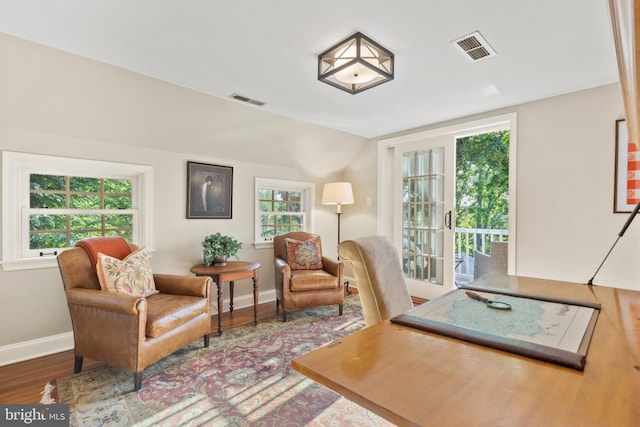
left=202, top=232, right=242, bottom=266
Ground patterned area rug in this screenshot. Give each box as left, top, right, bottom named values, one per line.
left=42, top=296, right=393, bottom=426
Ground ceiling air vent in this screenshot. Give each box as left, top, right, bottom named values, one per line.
left=452, top=31, right=496, bottom=62
left=230, top=93, right=266, bottom=107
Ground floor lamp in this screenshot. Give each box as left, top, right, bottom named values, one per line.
left=322, top=182, right=354, bottom=292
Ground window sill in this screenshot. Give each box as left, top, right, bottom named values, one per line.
left=1, top=257, right=58, bottom=271
left=253, top=241, right=274, bottom=250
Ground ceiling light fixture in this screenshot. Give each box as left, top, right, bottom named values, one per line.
left=318, top=32, right=394, bottom=95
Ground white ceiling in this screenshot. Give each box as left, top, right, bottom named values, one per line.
left=0, top=0, right=620, bottom=140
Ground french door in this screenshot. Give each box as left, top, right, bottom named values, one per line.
left=393, top=137, right=456, bottom=300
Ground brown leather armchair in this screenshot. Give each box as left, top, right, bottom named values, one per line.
left=273, top=232, right=344, bottom=321
left=57, top=237, right=212, bottom=391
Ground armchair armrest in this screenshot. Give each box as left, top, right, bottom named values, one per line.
left=274, top=257, right=290, bottom=272
left=322, top=257, right=344, bottom=278
left=274, top=257, right=290, bottom=274
left=274, top=257, right=290, bottom=288
left=154, top=274, right=211, bottom=298
left=65, top=288, right=147, bottom=371
left=65, top=288, right=144, bottom=315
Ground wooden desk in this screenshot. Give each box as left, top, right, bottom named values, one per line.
left=292, top=275, right=640, bottom=427
left=190, top=261, right=260, bottom=335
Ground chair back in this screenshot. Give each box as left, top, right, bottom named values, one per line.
left=58, top=247, right=101, bottom=291
left=57, top=237, right=137, bottom=291
left=273, top=231, right=320, bottom=261
left=473, top=250, right=492, bottom=280
left=75, top=236, right=132, bottom=272
left=490, top=241, right=508, bottom=274
left=338, top=235, right=413, bottom=326
left=473, top=241, right=508, bottom=280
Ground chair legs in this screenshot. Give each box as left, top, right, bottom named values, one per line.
left=74, top=355, right=83, bottom=373
left=276, top=298, right=288, bottom=322
left=339, top=304, right=343, bottom=316
left=74, top=338, right=211, bottom=393
left=134, top=372, right=143, bottom=391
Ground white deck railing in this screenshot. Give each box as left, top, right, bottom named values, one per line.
left=455, top=227, right=508, bottom=284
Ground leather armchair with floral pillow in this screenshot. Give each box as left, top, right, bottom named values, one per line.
left=57, top=237, right=212, bottom=391
left=273, top=232, right=344, bottom=321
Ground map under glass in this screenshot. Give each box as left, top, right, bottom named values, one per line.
left=410, top=290, right=596, bottom=353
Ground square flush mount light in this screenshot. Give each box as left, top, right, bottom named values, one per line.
left=318, top=32, right=394, bottom=95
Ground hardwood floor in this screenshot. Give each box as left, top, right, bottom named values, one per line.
left=0, top=301, right=279, bottom=404
left=0, top=288, right=424, bottom=405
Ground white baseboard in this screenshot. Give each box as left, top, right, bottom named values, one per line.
left=212, top=289, right=276, bottom=312
left=0, top=332, right=74, bottom=367
left=0, top=290, right=278, bottom=367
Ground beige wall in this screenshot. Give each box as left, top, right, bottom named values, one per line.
left=514, top=84, right=632, bottom=286
left=344, top=83, right=638, bottom=289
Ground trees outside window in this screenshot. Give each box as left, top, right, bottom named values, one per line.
left=455, top=130, right=510, bottom=253
left=29, top=174, right=134, bottom=250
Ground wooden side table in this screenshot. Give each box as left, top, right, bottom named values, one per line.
left=190, top=261, right=261, bottom=335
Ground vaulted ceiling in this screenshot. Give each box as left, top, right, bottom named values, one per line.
left=0, top=0, right=619, bottom=152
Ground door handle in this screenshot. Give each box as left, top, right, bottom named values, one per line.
left=444, top=210, right=452, bottom=230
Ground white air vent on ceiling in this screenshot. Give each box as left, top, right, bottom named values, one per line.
left=230, top=93, right=266, bottom=107
left=452, top=31, right=496, bottom=62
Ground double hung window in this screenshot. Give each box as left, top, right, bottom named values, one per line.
left=254, top=177, right=314, bottom=247
left=2, top=152, right=153, bottom=270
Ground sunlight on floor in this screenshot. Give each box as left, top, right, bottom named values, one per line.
left=136, top=377, right=391, bottom=426
left=226, top=370, right=284, bottom=408
left=228, top=371, right=313, bottom=421
left=332, top=317, right=362, bottom=331
left=137, top=394, right=222, bottom=426
left=305, top=397, right=395, bottom=427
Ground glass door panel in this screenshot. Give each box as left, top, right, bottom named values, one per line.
left=395, top=138, right=454, bottom=300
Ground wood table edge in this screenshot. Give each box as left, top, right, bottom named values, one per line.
left=291, top=352, right=418, bottom=427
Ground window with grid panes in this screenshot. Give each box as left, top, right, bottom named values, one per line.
left=254, top=177, right=314, bottom=246
left=2, top=151, right=152, bottom=271
left=29, top=174, right=134, bottom=250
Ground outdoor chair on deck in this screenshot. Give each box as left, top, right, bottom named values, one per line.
left=474, top=241, right=508, bottom=280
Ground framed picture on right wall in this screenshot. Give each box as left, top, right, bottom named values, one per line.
left=614, top=119, right=640, bottom=213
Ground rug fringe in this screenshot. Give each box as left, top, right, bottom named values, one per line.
left=39, top=381, right=56, bottom=404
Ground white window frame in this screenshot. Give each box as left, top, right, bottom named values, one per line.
left=2, top=151, right=153, bottom=271
left=254, top=177, right=315, bottom=249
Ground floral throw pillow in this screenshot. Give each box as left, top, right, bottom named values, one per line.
left=96, top=247, right=158, bottom=297
left=285, top=237, right=324, bottom=270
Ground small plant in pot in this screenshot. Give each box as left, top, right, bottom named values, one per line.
left=202, top=233, right=242, bottom=267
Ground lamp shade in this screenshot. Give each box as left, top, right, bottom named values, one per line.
left=322, top=182, right=354, bottom=212
left=318, top=32, right=394, bottom=95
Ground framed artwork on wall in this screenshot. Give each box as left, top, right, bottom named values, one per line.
left=614, top=119, right=640, bottom=213
left=186, top=161, right=233, bottom=219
